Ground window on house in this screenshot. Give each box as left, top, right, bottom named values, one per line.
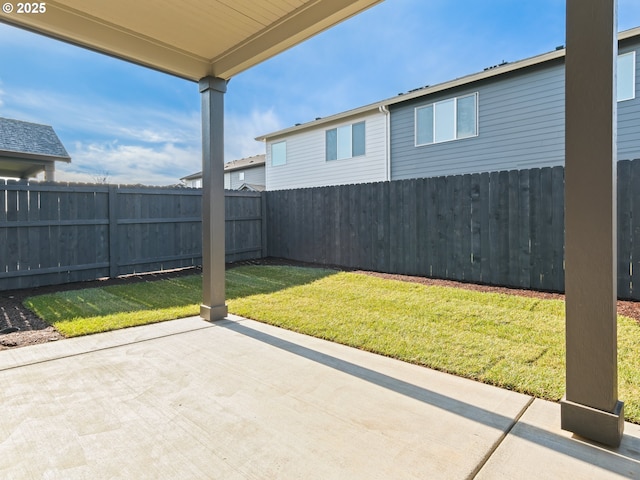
left=415, top=93, right=478, bottom=146
left=271, top=141, right=286, bottom=166
left=326, top=121, right=366, bottom=161
left=238, top=171, right=245, bottom=181
left=618, top=51, right=636, bottom=102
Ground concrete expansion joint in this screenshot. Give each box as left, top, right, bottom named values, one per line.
left=0, top=323, right=215, bottom=373
left=468, top=396, right=535, bottom=479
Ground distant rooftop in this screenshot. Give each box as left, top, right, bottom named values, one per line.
left=181, top=154, right=266, bottom=181
left=0, top=117, right=71, bottom=181
left=0, top=117, right=70, bottom=159
left=223, top=154, right=266, bottom=172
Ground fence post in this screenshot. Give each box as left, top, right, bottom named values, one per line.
left=108, top=186, right=118, bottom=278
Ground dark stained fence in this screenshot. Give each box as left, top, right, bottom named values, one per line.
left=266, top=160, right=640, bottom=301
left=6, top=160, right=640, bottom=298
left=617, top=160, right=640, bottom=300
left=224, top=190, right=265, bottom=263
left=0, top=181, right=264, bottom=291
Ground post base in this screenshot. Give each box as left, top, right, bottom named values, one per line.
left=200, top=303, right=228, bottom=322
left=560, top=397, right=624, bottom=447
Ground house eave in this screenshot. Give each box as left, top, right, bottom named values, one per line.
left=1, top=0, right=384, bottom=82
left=0, top=150, right=72, bottom=163
left=257, top=25, right=640, bottom=142
left=255, top=105, right=382, bottom=141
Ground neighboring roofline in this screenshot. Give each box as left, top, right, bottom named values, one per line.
left=180, top=155, right=266, bottom=181
left=256, top=26, right=640, bottom=141
left=238, top=183, right=266, bottom=192
left=0, top=149, right=71, bottom=163
left=180, top=172, right=203, bottom=182
left=225, top=162, right=265, bottom=173
left=224, top=154, right=266, bottom=172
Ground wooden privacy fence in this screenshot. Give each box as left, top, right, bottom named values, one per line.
left=0, top=181, right=264, bottom=291
left=5, top=160, right=640, bottom=298
left=266, top=159, right=640, bottom=301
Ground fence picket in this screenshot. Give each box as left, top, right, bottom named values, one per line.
left=517, top=170, right=531, bottom=288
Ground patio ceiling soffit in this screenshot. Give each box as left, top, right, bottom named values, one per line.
left=0, top=0, right=382, bottom=81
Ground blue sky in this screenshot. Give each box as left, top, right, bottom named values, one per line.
left=1, top=0, right=639, bottom=185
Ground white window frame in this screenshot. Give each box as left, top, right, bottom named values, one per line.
left=414, top=93, right=479, bottom=147
left=326, top=121, right=366, bottom=161
left=618, top=51, right=636, bottom=102
left=271, top=141, right=287, bottom=166
left=238, top=171, right=245, bottom=181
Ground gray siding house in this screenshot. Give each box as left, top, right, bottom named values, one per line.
left=258, top=26, right=640, bottom=188
left=390, top=32, right=639, bottom=179
left=181, top=154, right=265, bottom=191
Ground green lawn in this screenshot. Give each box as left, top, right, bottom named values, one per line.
left=24, top=265, right=640, bottom=423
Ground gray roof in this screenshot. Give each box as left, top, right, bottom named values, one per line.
left=224, top=154, right=265, bottom=172
left=181, top=154, right=266, bottom=181
left=239, top=183, right=266, bottom=192
left=0, top=117, right=70, bottom=159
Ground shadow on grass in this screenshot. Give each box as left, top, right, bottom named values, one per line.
left=24, top=265, right=339, bottom=328
left=225, top=265, right=338, bottom=301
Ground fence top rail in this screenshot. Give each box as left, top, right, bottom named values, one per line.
left=0, top=179, right=264, bottom=198
left=223, top=190, right=263, bottom=197
left=0, top=180, right=202, bottom=196
left=0, top=183, right=110, bottom=193
left=115, top=187, right=202, bottom=195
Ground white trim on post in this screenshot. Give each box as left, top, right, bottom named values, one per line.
left=561, top=0, right=624, bottom=447
left=199, top=76, right=228, bottom=321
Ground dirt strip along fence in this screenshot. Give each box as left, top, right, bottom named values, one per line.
left=266, top=159, right=640, bottom=301
left=0, top=181, right=263, bottom=291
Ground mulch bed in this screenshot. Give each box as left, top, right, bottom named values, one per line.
left=2, top=259, right=640, bottom=351
left=0, top=267, right=202, bottom=351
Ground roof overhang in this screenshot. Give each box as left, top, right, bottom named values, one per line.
left=0, top=0, right=383, bottom=82
left=0, top=150, right=70, bottom=178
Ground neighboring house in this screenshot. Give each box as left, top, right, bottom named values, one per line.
left=181, top=154, right=265, bottom=191
left=0, top=117, right=71, bottom=181
left=257, top=26, right=640, bottom=190
left=257, top=108, right=389, bottom=191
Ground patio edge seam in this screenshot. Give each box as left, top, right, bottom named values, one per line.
left=467, top=396, right=535, bottom=479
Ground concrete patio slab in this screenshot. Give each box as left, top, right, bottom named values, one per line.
left=1, top=315, right=531, bottom=479
left=3, top=315, right=640, bottom=479
left=475, top=398, right=640, bottom=479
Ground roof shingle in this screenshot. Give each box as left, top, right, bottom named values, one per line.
left=0, top=117, right=70, bottom=159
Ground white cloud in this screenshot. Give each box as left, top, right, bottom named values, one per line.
left=2, top=81, right=282, bottom=183
left=58, top=141, right=201, bottom=186
left=2, top=87, right=201, bottom=145
left=225, top=108, right=283, bottom=160
left=57, top=108, right=282, bottom=185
